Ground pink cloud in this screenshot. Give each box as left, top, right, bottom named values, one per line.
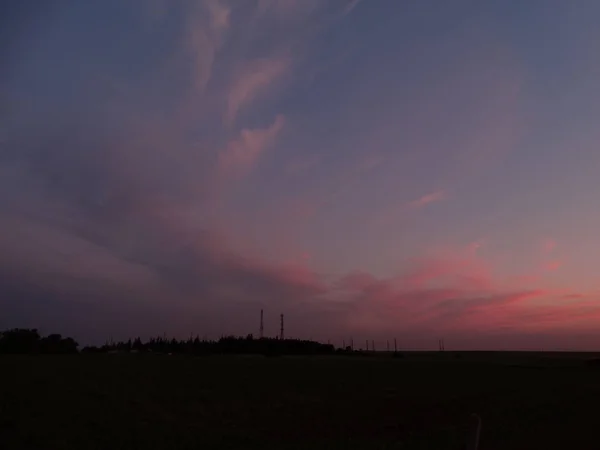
left=230, top=254, right=325, bottom=296
left=320, top=241, right=593, bottom=343
left=440, top=289, right=546, bottom=317
left=225, top=57, right=290, bottom=124
left=184, top=0, right=231, bottom=94
left=534, top=238, right=564, bottom=273
left=466, top=239, right=485, bottom=256
left=506, top=299, right=600, bottom=332
left=402, top=246, right=494, bottom=291
left=205, top=0, right=230, bottom=32
left=335, top=265, right=591, bottom=339
left=219, top=114, right=285, bottom=176
left=441, top=291, right=549, bottom=333
left=407, top=190, right=447, bottom=209
left=543, top=259, right=562, bottom=272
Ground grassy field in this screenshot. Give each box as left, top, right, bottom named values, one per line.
left=2, top=352, right=600, bottom=449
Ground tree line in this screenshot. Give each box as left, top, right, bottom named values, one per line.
left=82, top=334, right=337, bottom=356
left=0, top=329, right=340, bottom=356
left=0, top=329, right=78, bottom=354
left=0, top=329, right=406, bottom=357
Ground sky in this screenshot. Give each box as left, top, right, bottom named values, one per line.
left=3, top=0, right=600, bottom=350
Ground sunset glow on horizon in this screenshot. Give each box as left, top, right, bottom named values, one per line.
left=3, top=0, right=600, bottom=349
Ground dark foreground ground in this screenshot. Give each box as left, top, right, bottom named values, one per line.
left=2, top=352, right=600, bottom=449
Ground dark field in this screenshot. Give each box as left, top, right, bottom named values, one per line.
left=2, top=353, right=600, bottom=449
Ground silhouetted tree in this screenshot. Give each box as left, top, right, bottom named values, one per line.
left=59, top=337, right=78, bottom=353
left=0, top=329, right=78, bottom=354
left=0, top=328, right=40, bottom=354
left=132, top=337, right=143, bottom=352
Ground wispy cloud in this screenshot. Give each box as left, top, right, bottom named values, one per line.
left=402, top=245, right=494, bottom=290
left=184, top=0, right=231, bottom=94
left=342, top=0, right=362, bottom=16
left=467, top=239, right=485, bottom=256
left=225, top=57, right=290, bottom=125
left=538, top=238, right=563, bottom=273
left=407, top=190, right=447, bottom=209
left=219, top=114, right=286, bottom=176
left=543, top=259, right=562, bottom=272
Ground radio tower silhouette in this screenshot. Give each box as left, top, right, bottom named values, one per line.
left=259, top=309, right=264, bottom=339
left=280, top=314, right=284, bottom=340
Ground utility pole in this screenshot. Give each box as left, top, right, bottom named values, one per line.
left=280, top=314, right=284, bottom=340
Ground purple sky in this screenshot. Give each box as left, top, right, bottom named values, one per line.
left=3, top=0, right=600, bottom=349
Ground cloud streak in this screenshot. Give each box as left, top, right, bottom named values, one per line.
left=225, top=57, right=291, bottom=125
left=407, top=190, right=447, bottom=209
left=218, top=114, right=286, bottom=177
left=342, top=0, right=362, bottom=16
